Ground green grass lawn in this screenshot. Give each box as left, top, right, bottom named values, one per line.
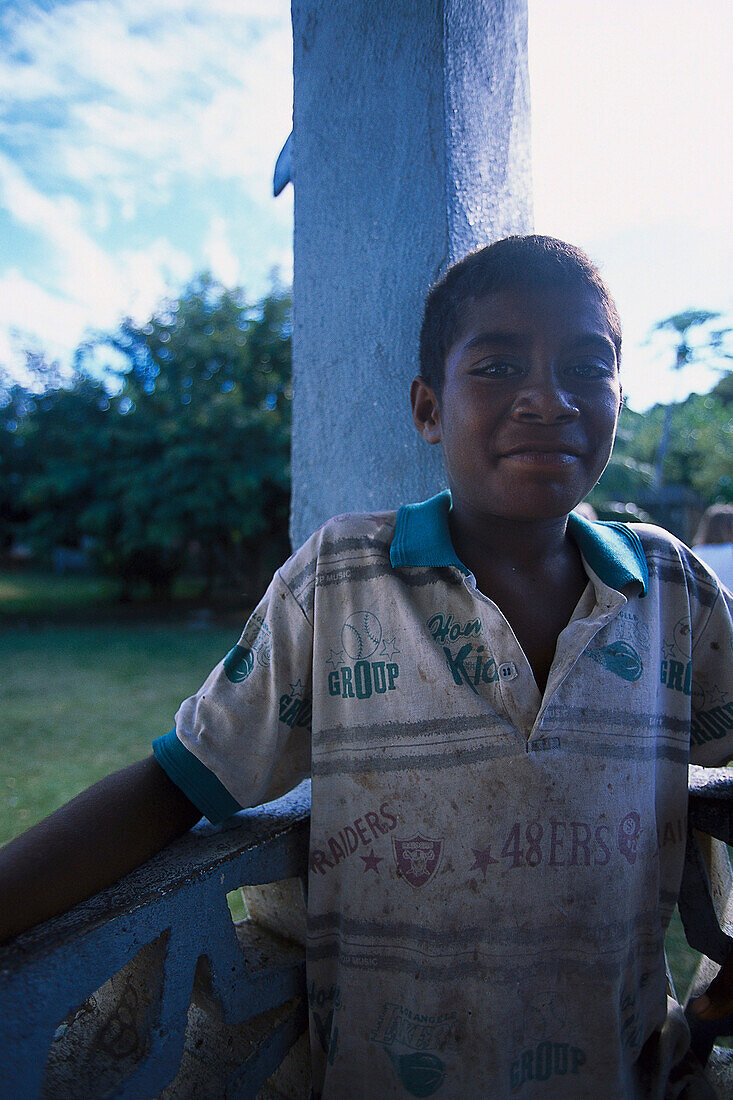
left=0, top=572, right=708, bottom=1001
left=0, top=620, right=239, bottom=845
left=665, top=906, right=700, bottom=1003
left=0, top=571, right=120, bottom=617
left=0, top=569, right=209, bottom=620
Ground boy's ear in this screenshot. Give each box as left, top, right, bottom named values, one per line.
left=410, top=377, right=442, bottom=445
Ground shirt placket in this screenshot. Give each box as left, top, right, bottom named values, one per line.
left=532, top=580, right=628, bottom=732
left=461, top=574, right=541, bottom=737
left=462, top=572, right=629, bottom=741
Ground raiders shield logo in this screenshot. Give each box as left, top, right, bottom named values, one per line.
left=393, top=834, right=443, bottom=888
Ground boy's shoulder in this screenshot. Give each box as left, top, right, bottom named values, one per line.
left=622, top=520, right=684, bottom=549
left=302, top=508, right=398, bottom=556
left=274, top=506, right=400, bottom=611
left=317, top=507, right=399, bottom=539
left=614, top=520, right=731, bottom=597
left=278, top=508, right=399, bottom=600
left=625, top=521, right=712, bottom=565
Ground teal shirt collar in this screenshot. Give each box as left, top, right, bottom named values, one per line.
left=390, top=490, right=648, bottom=596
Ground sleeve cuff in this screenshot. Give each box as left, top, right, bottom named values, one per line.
left=153, top=729, right=243, bottom=825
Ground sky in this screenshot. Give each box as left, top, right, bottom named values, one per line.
left=0, top=0, right=730, bottom=411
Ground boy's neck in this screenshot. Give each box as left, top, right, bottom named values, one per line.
left=448, top=507, right=574, bottom=579
left=447, top=507, right=588, bottom=693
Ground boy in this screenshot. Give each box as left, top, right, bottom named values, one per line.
left=2, top=235, right=733, bottom=1097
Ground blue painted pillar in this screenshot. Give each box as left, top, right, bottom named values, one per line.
left=289, top=0, right=532, bottom=546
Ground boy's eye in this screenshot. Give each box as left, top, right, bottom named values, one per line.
left=569, top=359, right=615, bottom=380
left=472, top=360, right=520, bottom=379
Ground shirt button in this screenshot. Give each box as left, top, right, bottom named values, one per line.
left=498, top=662, right=518, bottom=681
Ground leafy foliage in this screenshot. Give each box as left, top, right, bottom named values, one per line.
left=617, top=393, right=733, bottom=503
left=651, top=310, right=730, bottom=372
left=589, top=387, right=733, bottom=537
left=646, top=311, right=732, bottom=490
left=586, top=312, right=733, bottom=538
left=2, top=276, right=293, bottom=597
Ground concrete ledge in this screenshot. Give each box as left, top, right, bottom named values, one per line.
left=0, top=782, right=311, bottom=1099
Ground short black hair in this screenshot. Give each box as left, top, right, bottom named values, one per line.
left=418, top=235, right=622, bottom=394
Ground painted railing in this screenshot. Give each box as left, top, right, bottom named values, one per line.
left=1, top=771, right=733, bottom=1098
left=0, top=782, right=311, bottom=1099
left=679, top=766, right=733, bottom=1092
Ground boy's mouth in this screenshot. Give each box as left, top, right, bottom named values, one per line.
left=501, top=450, right=580, bottom=467
left=500, top=442, right=582, bottom=460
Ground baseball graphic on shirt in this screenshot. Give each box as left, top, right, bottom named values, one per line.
left=673, top=617, right=692, bottom=656
left=341, top=611, right=383, bottom=660
left=223, top=644, right=255, bottom=683
left=618, top=811, right=641, bottom=865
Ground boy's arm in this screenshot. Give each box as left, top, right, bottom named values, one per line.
left=0, top=755, right=201, bottom=944
left=691, top=952, right=733, bottom=1021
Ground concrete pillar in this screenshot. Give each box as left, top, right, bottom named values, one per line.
left=290, top=0, right=532, bottom=547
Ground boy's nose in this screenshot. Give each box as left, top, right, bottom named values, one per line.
left=511, top=381, right=580, bottom=423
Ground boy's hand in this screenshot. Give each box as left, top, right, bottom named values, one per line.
left=690, top=951, right=733, bottom=1020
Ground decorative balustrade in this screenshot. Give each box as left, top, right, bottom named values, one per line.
left=2, top=771, right=733, bottom=1098
left=0, top=782, right=311, bottom=1099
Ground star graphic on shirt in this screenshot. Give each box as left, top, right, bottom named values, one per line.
left=469, top=846, right=499, bottom=881
left=708, top=684, right=728, bottom=707
left=361, top=849, right=383, bottom=873
left=662, top=639, right=678, bottom=661
left=326, top=647, right=345, bottom=670
left=289, top=678, right=304, bottom=698
left=380, top=636, right=401, bottom=660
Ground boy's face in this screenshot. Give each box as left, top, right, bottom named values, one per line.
left=411, top=284, right=622, bottom=525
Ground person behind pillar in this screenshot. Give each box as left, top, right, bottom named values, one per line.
left=2, top=236, right=733, bottom=1098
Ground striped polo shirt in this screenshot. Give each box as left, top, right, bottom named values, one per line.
left=155, top=492, right=732, bottom=1098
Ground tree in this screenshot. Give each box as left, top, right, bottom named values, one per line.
left=648, top=310, right=732, bottom=488
left=0, top=355, right=112, bottom=556
left=625, top=391, right=733, bottom=505
left=586, top=404, right=655, bottom=521
left=587, top=382, right=733, bottom=541
left=0, top=369, right=32, bottom=552
left=3, top=276, right=293, bottom=599
left=79, top=275, right=293, bottom=598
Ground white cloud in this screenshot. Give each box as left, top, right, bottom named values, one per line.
left=0, top=233, right=195, bottom=370
left=0, top=153, right=195, bottom=323
left=0, top=151, right=194, bottom=368
left=5, top=0, right=725, bottom=414
left=0, top=237, right=196, bottom=379
left=526, top=0, right=733, bottom=410
left=0, top=270, right=89, bottom=378
left=203, top=216, right=241, bottom=286
left=0, top=0, right=293, bottom=375
left=263, top=242, right=294, bottom=291
left=0, top=151, right=120, bottom=308
left=179, top=24, right=294, bottom=202
left=116, top=238, right=194, bottom=321
left=0, top=0, right=293, bottom=218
